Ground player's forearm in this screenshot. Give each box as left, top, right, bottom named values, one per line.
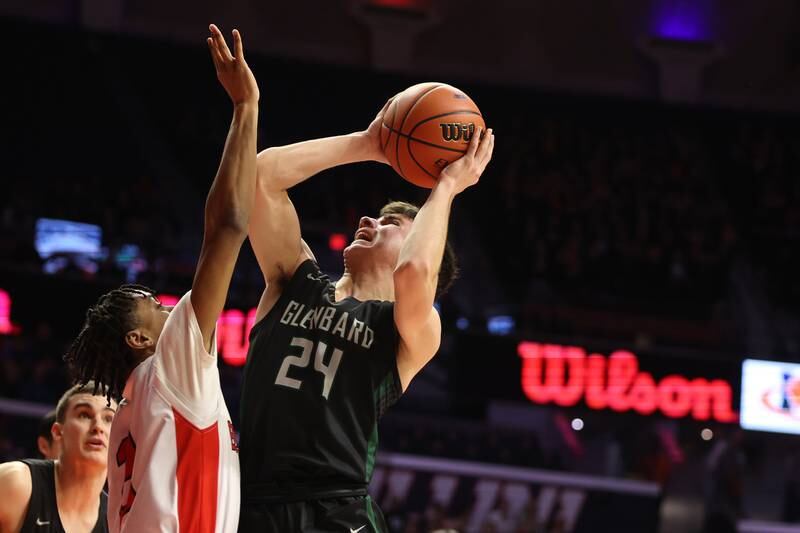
left=205, top=102, right=259, bottom=232
left=394, top=179, right=458, bottom=291
left=257, top=132, right=374, bottom=192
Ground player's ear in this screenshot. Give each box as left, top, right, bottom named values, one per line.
left=37, top=436, right=50, bottom=457
left=51, top=422, right=64, bottom=443
left=125, top=329, right=154, bottom=351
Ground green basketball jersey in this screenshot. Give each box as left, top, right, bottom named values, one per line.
left=240, top=260, right=402, bottom=502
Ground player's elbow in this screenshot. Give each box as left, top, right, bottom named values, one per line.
left=206, top=205, right=250, bottom=237
left=257, top=147, right=293, bottom=192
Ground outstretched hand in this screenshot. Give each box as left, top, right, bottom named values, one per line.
left=438, top=127, right=494, bottom=195
left=207, top=24, right=259, bottom=105
left=362, top=96, right=397, bottom=165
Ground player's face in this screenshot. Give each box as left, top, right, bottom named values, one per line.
left=135, top=296, right=173, bottom=348
left=344, top=213, right=413, bottom=270
left=56, top=394, right=117, bottom=466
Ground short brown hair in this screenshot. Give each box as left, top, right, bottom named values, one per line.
left=55, top=381, right=108, bottom=423
left=380, top=200, right=459, bottom=299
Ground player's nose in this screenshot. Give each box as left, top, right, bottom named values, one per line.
left=358, top=216, right=377, bottom=229
left=90, top=417, right=106, bottom=434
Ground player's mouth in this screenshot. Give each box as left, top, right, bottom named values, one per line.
left=85, top=438, right=106, bottom=451
left=353, top=229, right=375, bottom=243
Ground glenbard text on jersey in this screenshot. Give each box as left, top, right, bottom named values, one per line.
left=279, top=300, right=376, bottom=349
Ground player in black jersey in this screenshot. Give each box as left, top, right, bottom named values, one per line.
left=0, top=382, right=115, bottom=533
left=238, top=98, right=495, bottom=532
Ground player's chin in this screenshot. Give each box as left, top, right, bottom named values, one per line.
left=344, top=241, right=372, bottom=257
left=81, top=448, right=108, bottom=465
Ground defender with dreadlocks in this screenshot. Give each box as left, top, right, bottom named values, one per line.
left=64, top=24, right=258, bottom=533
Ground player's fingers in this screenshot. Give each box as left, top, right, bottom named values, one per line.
left=208, top=25, right=225, bottom=63
left=480, top=133, right=495, bottom=169
left=476, top=128, right=493, bottom=162
left=209, top=23, right=223, bottom=42
left=466, top=127, right=482, bottom=158
left=210, top=24, right=234, bottom=62
left=207, top=37, right=224, bottom=69
left=232, top=29, right=244, bottom=61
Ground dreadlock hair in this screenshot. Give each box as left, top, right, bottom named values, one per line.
left=380, top=200, right=459, bottom=299
left=64, top=284, right=155, bottom=403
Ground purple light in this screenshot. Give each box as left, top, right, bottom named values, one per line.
left=651, top=0, right=714, bottom=42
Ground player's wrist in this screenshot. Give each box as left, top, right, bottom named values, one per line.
left=353, top=129, right=390, bottom=164
left=431, top=174, right=459, bottom=198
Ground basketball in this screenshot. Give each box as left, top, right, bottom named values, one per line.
left=380, top=82, right=486, bottom=188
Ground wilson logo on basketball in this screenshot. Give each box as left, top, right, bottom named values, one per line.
left=440, top=123, right=475, bottom=142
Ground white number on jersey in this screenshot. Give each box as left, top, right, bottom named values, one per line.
left=275, top=336, right=343, bottom=399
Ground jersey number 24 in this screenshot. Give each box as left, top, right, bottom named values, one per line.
left=275, top=336, right=342, bottom=399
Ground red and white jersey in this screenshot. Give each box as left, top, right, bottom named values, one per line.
left=108, top=292, right=240, bottom=533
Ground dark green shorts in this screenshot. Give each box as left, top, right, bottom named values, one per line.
left=239, top=495, right=387, bottom=533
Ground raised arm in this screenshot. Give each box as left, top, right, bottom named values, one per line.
left=249, top=100, right=392, bottom=319
left=394, top=128, right=495, bottom=390
left=191, top=24, right=259, bottom=351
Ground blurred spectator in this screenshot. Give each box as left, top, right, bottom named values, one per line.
left=703, top=429, right=746, bottom=533
left=782, top=448, right=800, bottom=523
left=36, top=410, right=59, bottom=460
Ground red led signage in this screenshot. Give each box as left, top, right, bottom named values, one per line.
left=0, top=288, right=255, bottom=364
left=158, top=294, right=254, bottom=367
left=518, top=341, right=738, bottom=422
left=0, top=289, right=20, bottom=335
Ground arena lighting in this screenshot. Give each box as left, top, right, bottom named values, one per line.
left=487, top=315, right=515, bottom=335
left=650, top=0, right=713, bottom=42
left=328, top=233, right=347, bottom=252
left=456, top=317, right=469, bottom=330
left=34, top=218, right=102, bottom=259
left=571, top=418, right=584, bottom=431
left=517, top=341, right=738, bottom=423
left=368, top=0, right=430, bottom=10
left=701, top=428, right=713, bottom=441
left=0, top=289, right=20, bottom=335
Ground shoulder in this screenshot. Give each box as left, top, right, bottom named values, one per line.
left=168, top=291, right=196, bottom=329
left=0, top=461, right=33, bottom=526
left=0, top=461, right=33, bottom=491
left=254, top=258, right=326, bottom=326
left=156, top=291, right=211, bottom=359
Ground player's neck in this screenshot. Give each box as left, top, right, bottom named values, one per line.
left=54, top=457, right=105, bottom=515
left=337, top=268, right=395, bottom=302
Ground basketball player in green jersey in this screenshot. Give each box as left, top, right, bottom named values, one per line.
left=238, top=97, right=494, bottom=531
